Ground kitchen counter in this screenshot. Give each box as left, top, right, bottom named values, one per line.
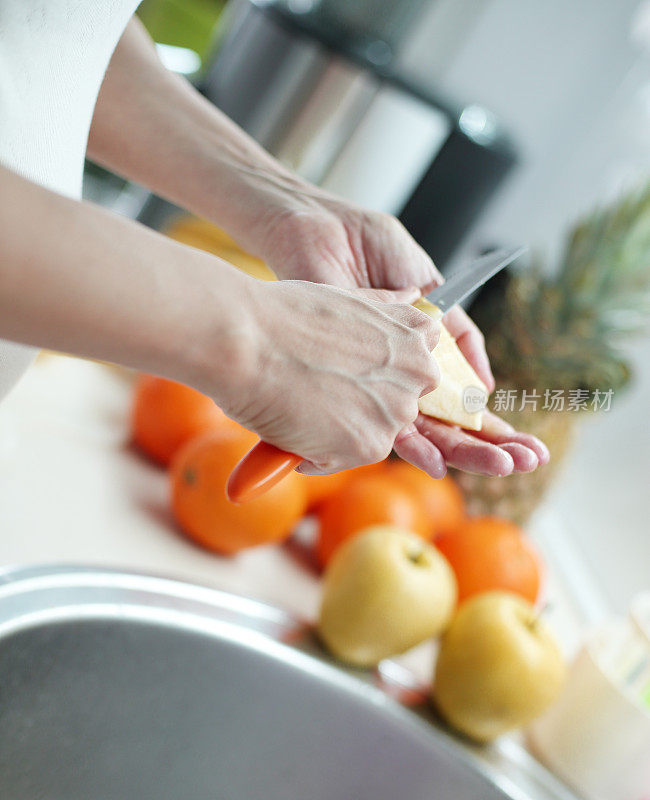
left=0, top=354, right=590, bottom=678
left=0, top=354, right=609, bottom=800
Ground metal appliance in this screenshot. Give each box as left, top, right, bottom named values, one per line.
left=197, top=0, right=517, bottom=267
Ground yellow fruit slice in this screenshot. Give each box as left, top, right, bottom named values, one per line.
left=165, top=215, right=277, bottom=281
left=414, top=298, right=487, bottom=431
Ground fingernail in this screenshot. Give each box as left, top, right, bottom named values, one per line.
left=428, top=453, right=447, bottom=479
left=419, top=438, right=447, bottom=478
left=500, top=443, right=539, bottom=473
left=533, top=437, right=551, bottom=464
left=495, top=449, right=515, bottom=476
left=453, top=441, right=512, bottom=476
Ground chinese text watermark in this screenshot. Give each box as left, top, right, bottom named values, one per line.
left=488, top=388, right=614, bottom=414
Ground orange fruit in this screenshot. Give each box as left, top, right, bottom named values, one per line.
left=385, top=460, right=465, bottom=537
left=171, top=426, right=307, bottom=555
left=300, top=460, right=389, bottom=510
left=316, top=474, right=429, bottom=567
left=132, top=374, right=231, bottom=466
left=434, top=517, right=542, bottom=605
left=300, top=471, right=350, bottom=509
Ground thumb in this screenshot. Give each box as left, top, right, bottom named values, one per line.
left=353, top=286, right=421, bottom=304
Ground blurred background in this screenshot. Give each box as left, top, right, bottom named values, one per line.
left=85, top=0, right=650, bottom=616
left=0, top=2, right=648, bottom=793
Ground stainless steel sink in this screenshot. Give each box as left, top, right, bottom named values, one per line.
left=0, top=566, right=577, bottom=800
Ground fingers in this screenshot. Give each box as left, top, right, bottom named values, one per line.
left=296, top=460, right=336, bottom=476
left=498, top=443, right=539, bottom=472
left=366, top=213, right=443, bottom=291
left=475, top=410, right=551, bottom=466
left=354, top=286, right=421, bottom=304
left=393, top=424, right=447, bottom=479
left=442, top=306, right=495, bottom=392
left=415, top=411, right=548, bottom=475
left=405, top=239, right=443, bottom=291
left=372, top=296, right=441, bottom=393
left=415, top=414, right=516, bottom=477
left=354, top=286, right=441, bottom=354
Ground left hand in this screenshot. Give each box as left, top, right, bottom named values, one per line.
left=257, top=198, right=549, bottom=478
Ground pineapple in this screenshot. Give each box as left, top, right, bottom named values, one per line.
left=459, top=184, right=650, bottom=522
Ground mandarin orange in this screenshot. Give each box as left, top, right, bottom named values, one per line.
left=171, top=426, right=307, bottom=555
left=132, top=374, right=230, bottom=465
left=434, top=516, right=542, bottom=605
left=316, top=473, right=429, bottom=567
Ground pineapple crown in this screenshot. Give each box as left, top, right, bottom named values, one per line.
left=473, top=184, right=650, bottom=394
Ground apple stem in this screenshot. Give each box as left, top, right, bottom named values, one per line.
left=407, top=548, right=426, bottom=566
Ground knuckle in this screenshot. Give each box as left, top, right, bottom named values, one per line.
left=418, top=358, right=440, bottom=394
left=470, top=326, right=485, bottom=345
left=403, top=307, right=429, bottom=328
left=361, top=436, right=391, bottom=465
left=407, top=310, right=440, bottom=342
left=374, top=210, right=399, bottom=229
left=386, top=214, right=406, bottom=235
left=402, top=399, right=420, bottom=425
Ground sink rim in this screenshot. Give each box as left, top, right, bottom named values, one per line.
left=0, top=563, right=577, bottom=800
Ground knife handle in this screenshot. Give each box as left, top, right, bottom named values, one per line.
left=227, top=441, right=302, bottom=504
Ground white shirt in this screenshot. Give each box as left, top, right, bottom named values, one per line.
left=0, top=0, right=140, bottom=400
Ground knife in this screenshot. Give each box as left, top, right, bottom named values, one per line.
left=226, top=246, right=526, bottom=503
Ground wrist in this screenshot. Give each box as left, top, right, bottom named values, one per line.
left=168, top=255, right=265, bottom=416
left=188, top=135, right=327, bottom=258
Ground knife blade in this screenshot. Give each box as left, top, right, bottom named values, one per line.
left=425, top=246, right=527, bottom=314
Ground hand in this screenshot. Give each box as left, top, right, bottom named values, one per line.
left=256, top=197, right=549, bottom=478
left=84, top=24, right=546, bottom=478
left=217, top=279, right=441, bottom=474
left=258, top=195, right=494, bottom=386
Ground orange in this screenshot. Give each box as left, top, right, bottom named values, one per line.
left=434, top=517, right=542, bottom=605
left=299, top=471, right=350, bottom=510
left=316, top=474, right=429, bottom=567
left=385, top=460, right=465, bottom=538
left=170, top=426, right=307, bottom=555
left=132, top=374, right=231, bottom=466
left=300, top=460, right=389, bottom=510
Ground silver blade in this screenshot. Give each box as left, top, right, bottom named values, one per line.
left=425, top=246, right=527, bottom=313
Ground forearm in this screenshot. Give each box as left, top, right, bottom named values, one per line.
left=0, top=165, right=254, bottom=401
left=88, top=18, right=315, bottom=257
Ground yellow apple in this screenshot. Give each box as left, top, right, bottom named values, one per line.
left=318, top=525, right=457, bottom=667
left=433, top=591, right=566, bottom=742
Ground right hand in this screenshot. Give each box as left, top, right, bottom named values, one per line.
left=215, top=279, right=440, bottom=474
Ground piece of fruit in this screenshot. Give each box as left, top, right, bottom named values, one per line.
left=433, top=591, right=565, bottom=742
left=165, top=215, right=276, bottom=281
left=434, top=516, right=541, bottom=605
left=414, top=298, right=488, bottom=431
left=132, top=374, right=231, bottom=466
left=171, top=426, right=307, bottom=554
left=385, top=460, right=465, bottom=537
left=299, top=471, right=351, bottom=510
left=299, top=460, right=389, bottom=510
left=318, top=525, right=457, bottom=667
left=316, top=474, right=429, bottom=567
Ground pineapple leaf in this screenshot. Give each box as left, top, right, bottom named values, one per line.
left=476, top=183, right=650, bottom=395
